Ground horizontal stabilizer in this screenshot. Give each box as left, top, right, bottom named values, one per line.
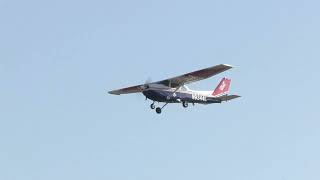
left=216, top=95, right=241, bottom=101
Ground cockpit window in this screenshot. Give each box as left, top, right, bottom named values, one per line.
left=179, top=86, right=189, bottom=91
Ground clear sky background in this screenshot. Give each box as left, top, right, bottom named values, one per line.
left=1, top=0, right=320, bottom=179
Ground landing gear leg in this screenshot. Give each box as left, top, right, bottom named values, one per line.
left=155, top=102, right=168, bottom=114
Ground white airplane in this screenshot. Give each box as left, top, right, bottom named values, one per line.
left=109, top=64, right=240, bottom=114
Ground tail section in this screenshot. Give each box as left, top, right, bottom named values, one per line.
left=212, top=78, right=231, bottom=97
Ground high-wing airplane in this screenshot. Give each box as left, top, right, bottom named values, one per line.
left=109, top=64, right=240, bottom=114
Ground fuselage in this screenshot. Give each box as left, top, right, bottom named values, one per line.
left=142, top=88, right=222, bottom=104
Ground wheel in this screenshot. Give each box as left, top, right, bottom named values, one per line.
left=156, top=107, right=162, bottom=114
left=150, top=103, right=155, bottom=109
left=182, top=101, right=188, bottom=108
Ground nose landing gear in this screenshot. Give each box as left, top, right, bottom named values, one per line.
left=150, top=103, right=155, bottom=109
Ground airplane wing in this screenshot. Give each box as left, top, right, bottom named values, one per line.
left=155, top=64, right=233, bottom=88
left=108, top=84, right=144, bottom=95
left=108, top=64, right=233, bottom=95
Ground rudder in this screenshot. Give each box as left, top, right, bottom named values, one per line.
left=212, top=78, right=231, bottom=97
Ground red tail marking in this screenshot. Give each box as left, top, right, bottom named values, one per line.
left=212, top=78, right=231, bottom=96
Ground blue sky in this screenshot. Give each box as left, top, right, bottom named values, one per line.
left=1, top=0, right=320, bottom=179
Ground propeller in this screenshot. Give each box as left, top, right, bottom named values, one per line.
left=135, top=77, right=152, bottom=101
left=141, top=77, right=152, bottom=91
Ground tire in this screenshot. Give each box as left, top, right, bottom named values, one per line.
left=156, top=107, right=162, bottom=114
left=182, top=101, right=188, bottom=108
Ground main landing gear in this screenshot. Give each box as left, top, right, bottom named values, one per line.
left=150, top=102, right=168, bottom=114
left=149, top=101, right=190, bottom=114
left=182, top=101, right=188, bottom=108
left=156, top=107, right=162, bottom=114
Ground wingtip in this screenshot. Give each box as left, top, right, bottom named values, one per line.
left=108, top=90, right=120, bottom=95
left=222, top=64, right=233, bottom=68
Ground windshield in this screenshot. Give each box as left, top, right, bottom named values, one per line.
left=179, top=85, right=189, bottom=91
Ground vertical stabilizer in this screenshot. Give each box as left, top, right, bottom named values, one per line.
left=212, top=78, right=231, bottom=97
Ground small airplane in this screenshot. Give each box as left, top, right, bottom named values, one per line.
left=109, top=64, right=240, bottom=114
